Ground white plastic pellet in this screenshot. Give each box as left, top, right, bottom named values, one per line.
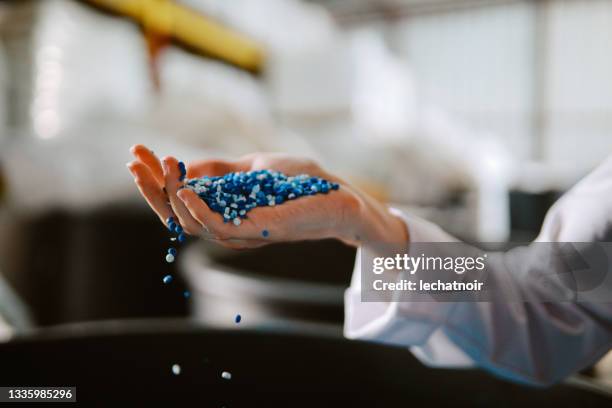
left=221, top=371, right=232, bottom=380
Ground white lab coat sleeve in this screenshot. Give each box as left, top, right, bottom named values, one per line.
left=344, top=211, right=462, bottom=347
left=344, top=156, right=612, bottom=386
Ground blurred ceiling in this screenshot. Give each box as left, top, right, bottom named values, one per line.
left=307, top=0, right=521, bottom=23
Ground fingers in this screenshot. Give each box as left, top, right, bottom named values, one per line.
left=130, top=144, right=164, bottom=187
left=176, top=189, right=267, bottom=240
left=127, top=160, right=173, bottom=225
left=176, top=189, right=233, bottom=238
left=162, top=156, right=203, bottom=235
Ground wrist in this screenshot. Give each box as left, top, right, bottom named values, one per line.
left=337, top=189, right=409, bottom=247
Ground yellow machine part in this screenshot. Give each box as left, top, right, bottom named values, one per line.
left=84, top=0, right=265, bottom=72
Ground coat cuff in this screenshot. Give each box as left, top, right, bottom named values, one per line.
left=344, top=208, right=457, bottom=346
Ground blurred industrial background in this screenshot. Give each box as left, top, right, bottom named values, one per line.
left=0, top=0, right=611, bottom=389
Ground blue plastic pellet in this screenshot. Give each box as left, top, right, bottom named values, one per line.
left=261, top=229, right=269, bottom=238
left=168, top=248, right=177, bottom=256
left=163, top=275, right=173, bottom=284
left=168, top=222, right=177, bottom=232
left=183, top=290, right=191, bottom=298
left=174, top=225, right=183, bottom=234
left=178, top=161, right=187, bottom=181
left=177, top=233, right=186, bottom=243
left=235, top=314, right=241, bottom=323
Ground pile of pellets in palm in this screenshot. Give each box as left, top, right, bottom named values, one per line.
left=183, top=170, right=339, bottom=227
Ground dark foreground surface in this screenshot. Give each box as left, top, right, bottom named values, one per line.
left=0, top=320, right=610, bottom=407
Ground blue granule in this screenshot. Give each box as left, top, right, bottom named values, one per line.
left=167, top=216, right=177, bottom=232
left=178, top=161, right=187, bottom=181
left=184, top=170, right=339, bottom=225
left=235, top=314, right=241, bottom=323
left=168, top=248, right=177, bottom=256
left=261, top=229, right=269, bottom=238
left=183, top=291, right=191, bottom=298
left=177, top=233, right=186, bottom=243
left=163, top=274, right=173, bottom=284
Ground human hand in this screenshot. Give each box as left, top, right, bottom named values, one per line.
left=127, top=144, right=408, bottom=248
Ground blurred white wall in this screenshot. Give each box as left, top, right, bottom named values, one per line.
left=393, top=2, right=535, bottom=160
left=31, top=0, right=152, bottom=139
left=545, top=0, right=612, bottom=170
left=390, top=0, right=612, bottom=180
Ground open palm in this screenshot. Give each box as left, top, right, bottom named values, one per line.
left=127, top=144, right=361, bottom=248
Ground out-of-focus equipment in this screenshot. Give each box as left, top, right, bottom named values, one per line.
left=0, top=273, right=32, bottom=332
left=2, top=322, right=612, bottom=404
left=82, top=0, right=265, bottom=73
left=0, top=166, right=5, bottom=203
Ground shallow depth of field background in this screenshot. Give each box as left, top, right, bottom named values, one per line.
left=0, top=0, right=612, bottom=387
